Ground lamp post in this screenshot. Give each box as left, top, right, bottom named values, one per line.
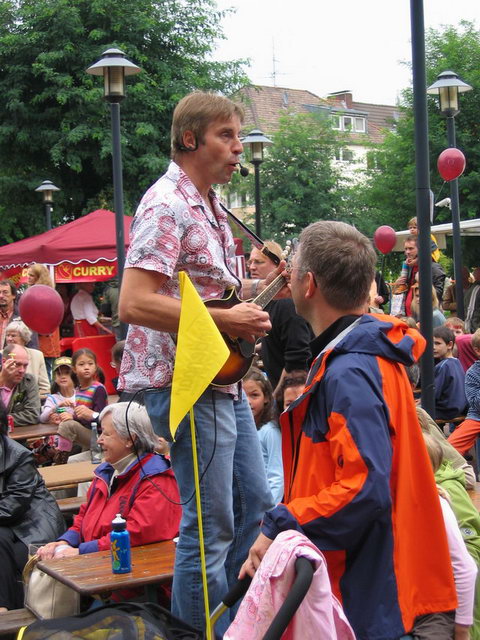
left=241, top=129, right=272, bottom=237
left=35, top=180, right=60, bottom=231
left=427, top=70, right=472, bottom=320
left=86, top=48, right=140, bottom=285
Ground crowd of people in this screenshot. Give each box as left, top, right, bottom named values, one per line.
left=0, top=90, right=479, bottom=640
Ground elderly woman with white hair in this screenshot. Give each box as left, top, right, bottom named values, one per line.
left=38, top=402, right=181, bottom=560
left=5, top=320, right=50, bottom=399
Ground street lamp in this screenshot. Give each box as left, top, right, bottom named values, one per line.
left=241, top=129, right=272, bottom=237
left=35, top=180, right=60, bottom=231
left=86, top=48, right=141, bottom=286
left=427, top=70, right=472, bottom=320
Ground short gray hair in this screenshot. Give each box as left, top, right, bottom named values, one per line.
left=405, top=363, right=420, bottom=388
left=296, top=220, right=376, bottom=310
left=99, top=402, right=158, bottom=455
left=6, top=320, right=32, bottom=345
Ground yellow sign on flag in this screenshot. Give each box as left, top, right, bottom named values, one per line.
left=169, top=271, right=230, bottom=439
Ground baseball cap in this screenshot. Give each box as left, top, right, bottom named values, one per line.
left=52, top=356, right=73, bottom=373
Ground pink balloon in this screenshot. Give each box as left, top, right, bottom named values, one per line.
left=19, top=285, right=64, bottom=335
left=374, top=226, right=397, bottom=255
left=437, top=148, right=466, bottom=182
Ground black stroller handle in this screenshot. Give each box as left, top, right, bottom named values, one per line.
left=222, top=574, right=253, bottom=608
left=221, top=556, right=315, bottom=639
left=262, top=557, right=314, bottom=640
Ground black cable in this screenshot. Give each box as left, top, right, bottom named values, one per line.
left=122, top=386, right=218, bottom=507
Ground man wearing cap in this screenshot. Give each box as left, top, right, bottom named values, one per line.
left=0, top=344, right=40, bottom=426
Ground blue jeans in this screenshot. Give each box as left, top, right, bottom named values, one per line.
left=145, top=388, right=273, bottom=635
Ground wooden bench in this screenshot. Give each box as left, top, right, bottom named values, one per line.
left=0, top=608, right=36, bottom=637
left=56, top=496, right=87, bottom=515
left=9, top=423, right=58, bottom=442
left=37, top=540, right=175, bottom=602
left=39, top=461, right=97, bottom=490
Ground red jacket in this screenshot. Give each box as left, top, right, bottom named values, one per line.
left=60, top=453, right=181, bottom=553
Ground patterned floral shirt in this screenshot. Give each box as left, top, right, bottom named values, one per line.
left=119, top=161, right=240, bottom=392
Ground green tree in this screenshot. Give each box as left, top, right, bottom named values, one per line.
left=258, top=111, right=345, bottom=241
left=0, top=0, right=246, bottom=243
left=358, top=21, right=480, bottom=263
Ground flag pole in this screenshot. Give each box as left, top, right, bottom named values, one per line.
left=189, top=407, right=212, bottom=640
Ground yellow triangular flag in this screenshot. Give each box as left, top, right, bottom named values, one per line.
left=169, top=271, right=230, bottom=438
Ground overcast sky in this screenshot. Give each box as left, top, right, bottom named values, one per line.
left=212, top=0, right=478, bottom=105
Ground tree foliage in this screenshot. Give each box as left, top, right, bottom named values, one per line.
left=0, top=0, right=247, bottom=243
left=258, top=111, right=346, bottom=242
left=358, top=20, right=480, bottom=264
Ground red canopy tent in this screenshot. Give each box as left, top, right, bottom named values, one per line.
left=0, top=209, right=132, bottom=284
left=0, top=208, right=247, bottom=286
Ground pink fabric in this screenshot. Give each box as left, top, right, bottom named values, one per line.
left=440, top=496, right=477, bottom=625
left=0, top=385, right=13, bottom=409
left=56, top=435, right=73, bottom=452
left=225, top=530, right=356, bottom=640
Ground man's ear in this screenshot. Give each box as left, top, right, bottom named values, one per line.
left=182, top=130, right=197, bottom=151
left=305, top=272, right=317, bottom=299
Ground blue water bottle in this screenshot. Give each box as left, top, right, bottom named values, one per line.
left=110, top=513, right=131, bottom=574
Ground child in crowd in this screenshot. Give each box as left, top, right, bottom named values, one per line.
left=397, top=217, right=441, bottom=286
left=244, top=368, right=283, bottom=505
left=50, top=348, right=107, bottom=464
left=433, top=326, right=467, bottom=421
left=446, top=317, right=466, bottom=338
left=423, top=432, right=479, bottom=640
left=274, top=372, right=307, bottom=411
left=40, top=357, right=77, bottom=423
left=34, top=356, right=78, bottom=464
left=410, top=283, right=446, bottom=328
left=449, top=329, right=480, bottom=456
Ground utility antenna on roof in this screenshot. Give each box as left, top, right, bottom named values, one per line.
left=270, top=39, right=286, bottom=87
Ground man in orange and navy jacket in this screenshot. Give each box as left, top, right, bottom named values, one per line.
left=240, top=221, right=458, bottom=640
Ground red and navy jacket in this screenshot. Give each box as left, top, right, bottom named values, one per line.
left=262, top=314, right=457, bottom=640
left=59, top=453, right=181, bottom=553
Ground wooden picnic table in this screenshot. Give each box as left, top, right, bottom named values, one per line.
left=9, top=422, right=58, bottom=441
left=39, top=461, right=98, bottom=489
left=37, top=541, right=176, bottom=599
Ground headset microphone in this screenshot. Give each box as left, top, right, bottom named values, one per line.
left=237, top=163, right=249, bottom=177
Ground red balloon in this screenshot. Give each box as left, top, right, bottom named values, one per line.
left=374, top=225, right=397, bottom=255
left=437, top=148, right=466, bottom=182
left=19, top=285, right=64, bottom=335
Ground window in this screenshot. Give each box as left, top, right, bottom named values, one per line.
left=335, top=148, right=354, bottom=163
left=354, top=117, right=366, bottom=133
left=331, top=114, right=366, bottom=133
